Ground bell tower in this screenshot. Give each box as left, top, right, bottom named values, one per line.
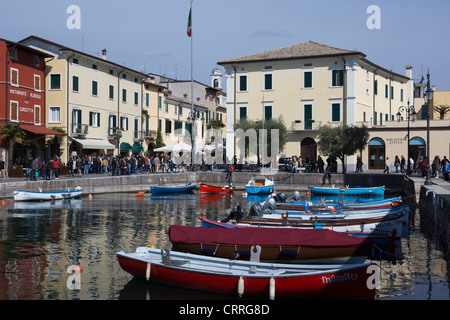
left=211, top=67, right=222, bottom=90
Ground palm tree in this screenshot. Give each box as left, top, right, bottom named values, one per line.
left=434, top=104, right=450, bottom=119
left=0, top=123, right=26, bottom=170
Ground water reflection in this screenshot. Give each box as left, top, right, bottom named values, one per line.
left=0, top=191, right=448, bottom=300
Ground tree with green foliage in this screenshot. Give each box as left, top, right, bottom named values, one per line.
left=234, top=116, right=288, bottom=165
left=155, top=128, right=165, bottom=148
left=0, top=123, right=26, bottom=170
left=316, top=124, right=370, bottom=173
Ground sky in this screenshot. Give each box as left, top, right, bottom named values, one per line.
left=1, top=0, right=450, bottom=91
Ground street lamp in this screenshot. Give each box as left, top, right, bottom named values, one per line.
left=424, top=70, right=433, bottom=185
left=396, top=101, right=416, bottom=175
left=187, top=111, right=197, bottom=171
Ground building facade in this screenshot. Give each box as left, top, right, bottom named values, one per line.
left=218, top=41, right=450, bottom=171
left=20, top=36, right=148, bottom=163
left=0, top=38, right=64, bottom=169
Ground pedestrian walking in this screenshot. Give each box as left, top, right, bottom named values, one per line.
left=31, top=158, right=38, bottom=181
left=0, top=156, right=6, bottom=181
left=383, top=157, right=390, bottom=174
left=322, top=165, right=332, bottom=185
left=443, top=159, right=450, bottom=183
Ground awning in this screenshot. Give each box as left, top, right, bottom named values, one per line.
left=120, top=142, right=132, bottom=152
left=72, top=138, right=115, bottom=150
left=20, top=124, right=66, bottom=135
left=132, top=143, right=144, bottom=153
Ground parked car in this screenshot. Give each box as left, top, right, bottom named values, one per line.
left=278, top=157, right=292, bottom=171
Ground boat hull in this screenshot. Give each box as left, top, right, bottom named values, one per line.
left=245, top=185, right=274, bottom=195
left=13, top=189, right=83, bottom=201
left=169, top=225, right=373, bottom=264
left=310, top=186, right=385, bottom=196
left=117, top=247, right=376, bottom=300
left=150, top=184, right=196, bottom=194
left=199, top=183, right=235, bottom=193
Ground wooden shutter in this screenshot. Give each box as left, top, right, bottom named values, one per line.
left=10, top=102, right=18, bottom=121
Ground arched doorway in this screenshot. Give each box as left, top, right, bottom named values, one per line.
left=368, top=138, right=385, bottom=169
left=409, top=137, right=426, bottom=163
left=301, top=137, right=316, bottom=162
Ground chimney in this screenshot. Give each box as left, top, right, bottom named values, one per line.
left=102, top=49, right=107, bottom=60
left=405, top=65, right=413, bottom=79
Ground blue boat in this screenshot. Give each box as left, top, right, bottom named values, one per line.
left=150, top=184, right=196, bottom=194
left=310, top=186, right=385, bottom=196
left=245, top=176, right=275, bottom=195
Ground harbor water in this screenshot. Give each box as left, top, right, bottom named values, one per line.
left=0, top=191, right=448, bottom=300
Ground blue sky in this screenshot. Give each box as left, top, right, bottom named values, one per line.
left=2, top=0, right=450, bottom=90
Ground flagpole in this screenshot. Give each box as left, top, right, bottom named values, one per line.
left=190, top=0, right=195, bottom=169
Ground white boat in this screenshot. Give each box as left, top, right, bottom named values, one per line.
left=13, top=186, right=83, bottom=201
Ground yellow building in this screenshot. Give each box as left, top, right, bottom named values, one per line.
left=20, top=36, right=148, bottom=162
left=217, top=41, right=429, bottom=170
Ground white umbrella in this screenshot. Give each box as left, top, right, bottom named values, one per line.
left=154, top=143, right=192, bottom=153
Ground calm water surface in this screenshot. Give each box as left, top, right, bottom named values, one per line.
left=0, top=191, right=448, bottom=300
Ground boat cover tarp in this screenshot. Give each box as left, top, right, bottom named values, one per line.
left=169, top=225, right=371, bottom=247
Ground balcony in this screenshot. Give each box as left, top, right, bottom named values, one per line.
left=71, top=123, right=88, bottom=137
left=108, top=127, right=122, bottom=140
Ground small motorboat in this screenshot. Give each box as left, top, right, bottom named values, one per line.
left=310, top=186, right=385, bottom=196
left=199, top=183, right=235, bottom=193
left=150, top=183, right=196, bottom=194
left=13, top=186, right=83, bottom=202
left=116, top=247, right=377, bottom=300
left=245, top=176, right=275, bottom=195
left=168, top=225, right=374, bottom=264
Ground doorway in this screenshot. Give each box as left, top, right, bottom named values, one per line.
left=368, top=137, right=385, bottom=169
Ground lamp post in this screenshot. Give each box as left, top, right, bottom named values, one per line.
left=424, top=70, right=433, bottom=185
left=396, top=101, right=416, bottom=175
left=187, top=111, right=196, bottom=171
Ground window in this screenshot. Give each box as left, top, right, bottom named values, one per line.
left=165, top=119, right=172, bottom=133
left=89, top=111, right=100, bottom=127
left=10, top=48, right=17, bottom=59
left=50, top=74, right=61, bottom=90
left=303, top=70, right=313, bottom=88
left=109, top=114, right=117, bottom=135
left=145, top=93, right=149, bottom=107
left=122, top=88, right=127, bottom=102
left=239, top=75, right=247, bottom=91
left=10, top=68, right=18, bottom=86
left=109, top=69, right=114, bottom=75
left=134, top=92, right=139, bottom=105
left=391, top=86, right=394, bottom=100
left=72, top=109, right=82, bottom=133
left=120, top=116, right=128, bottom=130
left=264, top=105, right=272, bottom=120
left=134, top=118, right=139, bottom=138
left=92, top=80, right=98, bottom=96
left=72, top=58, right=79, bottom=64
left=332, top=70, right=344, bottom=87
left=10, top=101, right=18, bottom=122
left=34, top=55, right=41, bottom=66
left=34, top=105, right=40, bottom=124
left=385, top=84, right=389, bottom=98
left=331, top=103, right=340, bottom=122
left=109, top=85, right=114, bottom=100
left=122, top=73, right=127, bottom=79
left=34, top=75, right=41, bottom=91
left=158, top=96, right=162, bottom=109
left=73, top=76, right=79, bottom=92
left=49, top=106, right=61, bottom=123
left=92, top=64, right=98, bottom=70
left=264, top=73, right=272, bottom=90
left=239, top=106, right=247, bottom=120
left=374, top=80, right=378, bottom=95
left=400, top=88, right=404, bottom=102
left=175, top=121, right=183, bottom=133
left=304, top=104, right=313, bottom=130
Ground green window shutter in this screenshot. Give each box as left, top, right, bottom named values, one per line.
left=72, top=76, right=79, bottom=92
left=385, top=85, right=388, bottom=98
left=332, top=103, right=340, bottom=122
left=374, top=80, right=378, bottom=95
left=89, top=112, right=93, bottom=126
left=264, top=106, right=272, bottom=120
left=304, top=104, right=312, bottom=129
left=122, top=88, right=127, bottom=102
left=146, top=93, right=149, bottom=107
left=400, top=89, right=404, bottom=102
left=97, top=112, right=100, bottom=126
left=239, top=75, right=247, bottom=91
left=304, top=72, right=312, bottom=88
left=239, top=107, right=247, bottom=120
left=264, top=74, right=272, bottom=90
left=51, top=74, right=61, bottom=89
left=134, top=92, right=138, bottom=105
left=109, top=85, right=114, bottom=99
left=391, top=86, right=394, bottom=100
left=332, top=70, right=343, bottom=86
left=158, top=96, right=162, bottom=109
left=92, top=81, right=98, bottom=96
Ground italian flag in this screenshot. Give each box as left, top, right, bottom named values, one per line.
left=187, top=7, right=192, bottom=37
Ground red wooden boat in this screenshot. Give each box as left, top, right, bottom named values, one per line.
left=199, top=183, right=235, bottom=193
left=169, top=225, right=373, bottom=264
left=117, top=247, right=377, bottom=300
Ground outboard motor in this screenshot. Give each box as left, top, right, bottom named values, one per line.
left=246, top=203, right=263, bottom=219
left=221, top=205, right=244, bottom=222
left=276, top=192, right=287, bottom=203
left=262, top=198, right=277, bottom=211
left=289, top=191, right=300, bottom=201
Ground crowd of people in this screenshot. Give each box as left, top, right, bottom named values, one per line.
left=15, top=152, right=450, bottom=184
